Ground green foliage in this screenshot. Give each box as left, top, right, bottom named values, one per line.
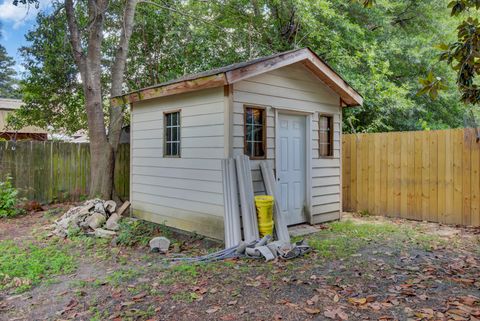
left=115, top=219, right=172, bottom=247
left=0, top=177, right=24, bottom=218
left=0, top=45, right=19, bottom=99
left=0, top=240, right=76, bottom=292
left=15, top=0, right=470, bottom=133
left=9, top=8, right=86, bottom=134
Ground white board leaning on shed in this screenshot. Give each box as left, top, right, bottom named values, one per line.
left=113, top=47, right=363, bottom=241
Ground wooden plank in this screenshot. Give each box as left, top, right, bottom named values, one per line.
left=437, top=130, right=446, bottom=224
left=405, top=132, right=415, bottom=219
left=350, top=135, right=357, bottom=210
left=386, top=132, right=395, bottom=217
left=379, top=133, right=388, bottom=215
left=471, top=130, right=480, bottom=227
left=360, top=134, right=368, bottom=211
left=463, top=129, right=472, bottom=225
left=413, top=132, right=423, bottom=221
left=400, top=132, right=409, bottom=218
left=393, top=133, right=401, bottom=217
left=445, top=130, right=454, bottom=224
left=342, top=135, right=351, bottom=210
left=367, top=134, right=375, bottom=213
left=421, top=132, right=430, bottom=221
left=429, top=131, right=438, bottom=223
left=112, top=74, right=228, bottom=107
left=453, top=129, right=463, bottom=225
left=373, top=134, right=381, bottom=215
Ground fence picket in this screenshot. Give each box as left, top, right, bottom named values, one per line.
left=343, top=128, right=480, bottom=226
left=0, top=141, right=129, bottom=203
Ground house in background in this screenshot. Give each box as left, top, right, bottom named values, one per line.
left=113, top=48, right=363, bottom=240
left=0, top=98, right=48, bottom=141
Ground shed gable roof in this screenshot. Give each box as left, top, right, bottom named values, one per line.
left=112, top=48, right=363, bottom=107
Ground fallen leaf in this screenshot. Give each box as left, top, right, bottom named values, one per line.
left=348, top=297, right=367, bottom=305
left=132, top=292, right=147, bottom=301
left=304, top=307, right=321, bottom=314
left=206, top=306, right=220, bottom=314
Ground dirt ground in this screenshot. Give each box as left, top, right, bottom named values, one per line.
left=0, top=207, right=479, bottom=321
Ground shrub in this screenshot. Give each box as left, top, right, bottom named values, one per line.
left=0, top=177, right=24, bottom=218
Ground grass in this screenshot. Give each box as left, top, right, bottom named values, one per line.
left=116, top=219, right=172, bottom=247
left=105, top=268, right=141, bottom=286
left=304, top=219, right=444, bottom=259
left=0, top=240, right=76, bottom=293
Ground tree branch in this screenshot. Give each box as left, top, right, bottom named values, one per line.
left=65, top=0, right=86, bottom=75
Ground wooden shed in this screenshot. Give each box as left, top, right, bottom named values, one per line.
left=113, top=48, right=363, bottom=240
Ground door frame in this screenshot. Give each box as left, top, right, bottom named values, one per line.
left=274, top=108, right=313, bottom=224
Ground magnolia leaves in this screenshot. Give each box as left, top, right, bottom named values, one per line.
left=448, top=0, right=480, bottom=16
left=418, top=71, right=448, bottom=100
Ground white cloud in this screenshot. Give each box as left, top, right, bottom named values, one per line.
left=0, top=0, right=50, bottom=29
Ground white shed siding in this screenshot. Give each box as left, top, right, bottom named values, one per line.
left=232, top=62, right=342, bottom=223
left=131, top=87, right=226, bottom=239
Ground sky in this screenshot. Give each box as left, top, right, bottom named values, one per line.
left=0, top=0, right=51, bottom=76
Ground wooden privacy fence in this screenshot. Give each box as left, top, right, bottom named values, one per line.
left=0, top=141, right=129, bottom=203
left=342, top=128, right=480, bottom=227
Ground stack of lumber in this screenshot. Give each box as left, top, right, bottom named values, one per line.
left=221, top=155, right=290, bottom=248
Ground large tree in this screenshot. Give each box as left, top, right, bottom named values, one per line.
left=12, top=0, right=472, bottom=200
left=15, top=0, right=138, bottom=200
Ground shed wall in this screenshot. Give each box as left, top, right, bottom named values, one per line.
left=131, top=87, right=226, bottom=239
left=232, top=63, right=342, bottom=224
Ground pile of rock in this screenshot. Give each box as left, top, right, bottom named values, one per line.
left=53, top=199, right=129, bottom=238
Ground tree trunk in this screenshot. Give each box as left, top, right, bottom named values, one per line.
left=65, top=0, right=138, bottom=200
left=108, top=0, right=138, bottom=201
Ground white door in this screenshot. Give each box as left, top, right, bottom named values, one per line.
left=277, top=113, right=307, bottom=225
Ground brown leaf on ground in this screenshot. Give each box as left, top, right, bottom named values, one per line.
left=306, top=295, right=319, bottom=305
left=206, top=306, right=221, bottom=314
left=324, top=308, right=348, bottom=320
left=132, top=292, right=147, bottom=301
left=348, top=297, right=367, bottom=305
left=304, top=307, right=321, bottom=314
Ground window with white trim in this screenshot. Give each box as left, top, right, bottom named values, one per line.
left=244, top=107, right=266, bottom=159
left=319, top=115, right=333, bottom=157
left=164, top=111, right=180, bottom=157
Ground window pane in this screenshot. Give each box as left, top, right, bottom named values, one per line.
left=253, top=109, right=263, bottom=125
left=254, top=141, right=265, bottom=157
left=319, top=143, right=329, bottom=157
left=171, top=142, right=178, bottom=156
left=246, top=141, right=253, bottom=155
left=319, top=131, right=328, bottom=142
left=166, top=126, right=172, bottom=141
left=319, top=116, right=329, bottom=130
left=171, top=112, right=177, bottom=125
left=245, top=124, right=253, bottom=141
left=166, top=113, right=171, bottom=127
left=245, top=109, right=253, bottom=124
left=253, top=126, right=263, bottom=141
left=172, top=126, right=178, bottom=141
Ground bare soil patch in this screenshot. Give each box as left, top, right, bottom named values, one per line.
left=0, top=210, right=479, bottom=321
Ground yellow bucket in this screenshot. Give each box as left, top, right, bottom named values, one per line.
left=254, top=195, right=274, bottom=237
